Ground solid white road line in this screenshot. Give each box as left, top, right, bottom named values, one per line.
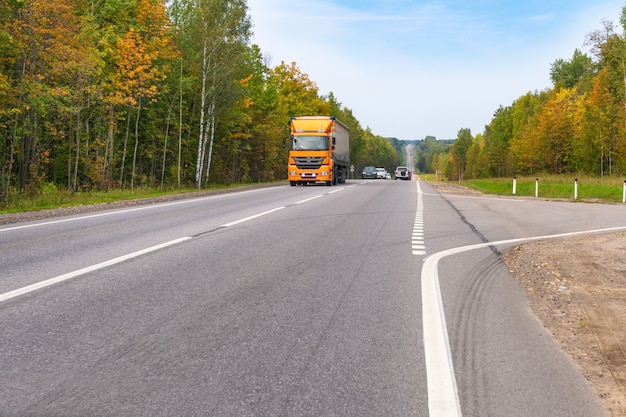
left=421, top=222, right=626, bottom=417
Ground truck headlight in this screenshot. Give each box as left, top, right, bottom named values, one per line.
left=289, top=171, right=296, bottom=176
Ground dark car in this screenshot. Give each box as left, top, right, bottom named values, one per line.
left=361, top=166, right=377, bottom=179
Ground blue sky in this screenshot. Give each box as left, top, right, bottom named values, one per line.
left=247, top=0, right=625, bottom=140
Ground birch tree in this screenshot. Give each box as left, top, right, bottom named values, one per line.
left=180, top=0, right=251, bottom=189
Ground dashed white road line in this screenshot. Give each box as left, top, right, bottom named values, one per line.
left=413, top=181, right=426, bottom=255
left=0, top=237, right=192, bottom=303
left=0, top=186, right=350, bottom=303
left=0, top=187, right=278, bottom=233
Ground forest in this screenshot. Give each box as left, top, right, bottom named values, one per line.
left=0, top=0, right=401, bottom=205
left=432, top=6, right=626, bottom=182
left=3, top=1, right=626, bottom=206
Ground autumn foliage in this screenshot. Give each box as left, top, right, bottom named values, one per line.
left=0, top=0, right=399, bottom=203
left=444, top=17, right=626, bottom=181
left=4, top=1, right=626, bottom=204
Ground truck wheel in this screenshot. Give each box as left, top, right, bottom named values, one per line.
left=290, top=181, right=297, bottom=186
left=339, top=167, right=346, bottom=184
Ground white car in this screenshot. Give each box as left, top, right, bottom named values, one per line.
left=375, top=167, right=387, bottom=179
left=394, top=166, right=412, bottom=180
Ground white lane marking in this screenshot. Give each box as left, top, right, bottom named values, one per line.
left=413, top=181, right=426, bottom=257
left=294, top=195, right=324, bottom=204
left=0, top=185, right=354, bottom=303
left=422, top=225, right=626, bottom=417
left=221, top=207, right=285, bottom=227
left=0, top=237, right=192, bottom=303
left=1, top=204, right=289, bottom=302
left=0, top=187, right=281, bottom=233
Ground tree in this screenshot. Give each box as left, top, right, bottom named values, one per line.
left=509, top=91, right=548, bottom=175
left=106, top=0, right=174, bottom=189
left=538, top=88, right=585, bottom=173
left=581, top=68, right=624, bottom=175
left=451, top=128, right=472, bottom=181
left=586, top=19, right=626, bottom=174
left=271, top=61, right=330, bottom=118
left=485, top=106, right=513, bottom=177
left=183, top=0, right=251, bottom=189
left=550, top=49, right=594, bottom=90
left=235, top=44, right=275, bottom=182
left=465, top=133, right=487, bottom=179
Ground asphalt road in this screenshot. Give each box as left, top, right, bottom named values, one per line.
left=1, top=179, right=624, bottom=416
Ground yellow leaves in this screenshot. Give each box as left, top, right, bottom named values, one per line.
left=239, top=74, right=255, bottom=109
left=242, top=97, right=254, bottom=109
left=240, top=73, right=253, bottom=87
left=540, top=88, right=585, bottom=137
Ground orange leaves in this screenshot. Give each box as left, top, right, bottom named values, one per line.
left=108, top=0, right=176, bottom=108
left=113, top=26, right=167, bottom=107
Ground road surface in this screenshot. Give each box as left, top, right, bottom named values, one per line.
left=1, top=180, right=624, bottom=416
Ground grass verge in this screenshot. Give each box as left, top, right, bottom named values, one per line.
left=427, top=175, right=626, bottom=202
left=0, top=182, right=278, bottom=214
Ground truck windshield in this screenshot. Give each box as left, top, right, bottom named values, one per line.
left=292, top=136, right=329, bottom=151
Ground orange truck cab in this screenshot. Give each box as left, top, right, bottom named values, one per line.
left=288, top=116, right=350, bottom=186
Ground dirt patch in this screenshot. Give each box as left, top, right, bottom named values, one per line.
left=425, top=181, right=485, bottom=196
left=504, top=234, right=626, bottom=416
left=432, top=181, right=626, bottom=416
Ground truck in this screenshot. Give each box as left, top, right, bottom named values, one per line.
left=288, top=116, right=350, bottom=186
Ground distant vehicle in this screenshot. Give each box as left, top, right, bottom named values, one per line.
left=394, top=166, right=412, bottom=180
left=385, top=171, right=391, bottom=180
left=375, top=167, right=387, bottom=179
left=362, top=166, right=377, bottom=179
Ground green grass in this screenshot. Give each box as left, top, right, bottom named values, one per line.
left=458, top=175, right=626, bottom=202
left=0, top=182, right=277, bottom=214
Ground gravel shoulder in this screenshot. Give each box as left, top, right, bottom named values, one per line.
left=430, top=181, right=626, bottom=417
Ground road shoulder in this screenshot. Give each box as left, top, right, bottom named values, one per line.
left=430, top=181, right=626, bottom=417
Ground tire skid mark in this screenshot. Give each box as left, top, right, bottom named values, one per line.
left=449, top=254, right=503, bottom=416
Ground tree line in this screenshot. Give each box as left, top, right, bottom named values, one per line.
left=0, top=0, right=401, bottom=205
left=435, top=5, right=626, bottom=181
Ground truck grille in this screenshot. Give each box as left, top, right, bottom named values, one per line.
left=293, top=156, right=324, bottom=169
